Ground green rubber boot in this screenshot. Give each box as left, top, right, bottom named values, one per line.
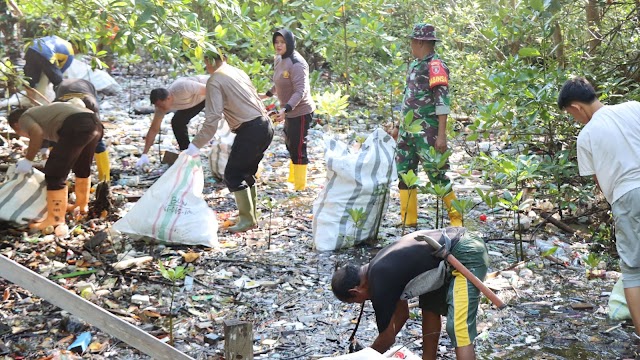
left=250, top=185, right=257, bottom=215
left=228, top=187, right=257, bottom=233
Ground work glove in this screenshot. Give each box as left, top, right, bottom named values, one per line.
left=184, top=143, right=200, bottom=157
left=16, top=158, right=33, bottom=174
left=39, top=147, right=50, bottom=160
left=136, top=154, right=150, bottom=167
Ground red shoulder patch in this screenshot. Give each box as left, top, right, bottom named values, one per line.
left=428, top=59, right=448, bottom=88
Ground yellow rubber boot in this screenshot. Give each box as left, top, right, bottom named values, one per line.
left=293, top=164, right=307, bottom=191
left=399, top=189, right=418, bottom=226
left=287, top=161, right=295, bottom=183
left=72, top=177, right=91, bottom=214
left=30, top=187, right=68, bottom=231
left=95, top=150, right=111, bottom=183
left=443, top=191, right=463, bottom=227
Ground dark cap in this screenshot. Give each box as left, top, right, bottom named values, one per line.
left=410, top=23, right=440, bottom=41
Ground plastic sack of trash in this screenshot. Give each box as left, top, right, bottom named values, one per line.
left=113, top=153, right=218, bottom=247
left=318, top=348, right=384, bottom=360
left=608, top=278, right=632, bottom=321
left=312, top=129, right=396, bottom=251
left=384, top=345, right=421, bottom=359
left=0, top=168, right=47, bottom=224
left=318, top=345, right=420, bottom=359
left=208, top=120, right=236, bottom=181
left=64, top=56, right=122, bottom=93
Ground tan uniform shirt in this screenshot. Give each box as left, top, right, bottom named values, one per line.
left=192, top=63, right=267, bottom=148
left=169, top=75, right=208, bottom=110
left=19, top=103, right=93, bottom=142
left=269, top=51, right=316, bottom=118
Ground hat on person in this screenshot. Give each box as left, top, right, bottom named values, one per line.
left=409, top=23, right=440, bottom=41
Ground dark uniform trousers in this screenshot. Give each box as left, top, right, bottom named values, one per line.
left=223, top=116, right=274, bottom=192
left=44, top=113, right=103, bottom=190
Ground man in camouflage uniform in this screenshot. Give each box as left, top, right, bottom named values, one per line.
left=394, top=23, right=462, bottom=227
left=0, top=0, right=21, bottom=62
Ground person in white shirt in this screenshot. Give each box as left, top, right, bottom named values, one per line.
left=137, top=75, right=208, bottom=166
left=558, top=77, right=640, bottom=340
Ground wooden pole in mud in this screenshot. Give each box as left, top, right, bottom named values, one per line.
left=224, top=319, right=253, bottom=359
left=0, top=255, right=195, bottom=360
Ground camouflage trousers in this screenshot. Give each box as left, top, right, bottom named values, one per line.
left=0, top=14, right=20, bottom=63
left=396, top=121, right=450, bottom=190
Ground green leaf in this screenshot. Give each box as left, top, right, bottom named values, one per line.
left=400, top=170, right=420, bottom=188
left=541, top=246, right=558, bottom=257
left=432, top=183, right=452, bottom=197
left=405, top=124, right=423, bottom=134
left=518, top=47, right=541, bottom=57
left=158, top=260, right=170, bottom=279
left=194, top=46, right=203, bottom=59
left=51, top=269, right=98, bottom=280
left=404, top=110, right=414, bottom=127
left=530, top=0, right=546, bottom=12
left=138, top=8, right=153, bottom=23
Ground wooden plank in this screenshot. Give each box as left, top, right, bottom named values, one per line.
left=162, top=151, right=179, bottom=165
left=224, top=319, right=253, bottom=360
left=0, top=255, right=195, bottom=360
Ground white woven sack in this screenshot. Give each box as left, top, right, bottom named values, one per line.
left=312, top=128, right=396, bottom=251
left=0, top=169, right=47, bottom=224
left=318, top=348, right=384, bottom=360
left=64, top=57, right=92, bottom=80
left=318, top=346, right=420, bottom=359
left=208, top=120, right=236, bottom=180
left=113, top=153, right=219, bottom=247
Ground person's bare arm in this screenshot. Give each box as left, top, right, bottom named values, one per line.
left=593, top=175, right=601, bottom=190
left=142, top=109, right=165, bottom=154
left=435, top=114, right=448, bottom=153
left=25, top=123, right=44, bottom=161
left=197, top=83, right=207, bottom=97
left=370, top=300, right=410, bottom=353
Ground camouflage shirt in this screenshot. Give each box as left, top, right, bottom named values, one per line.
left=402, top=53, right=451, bottom=128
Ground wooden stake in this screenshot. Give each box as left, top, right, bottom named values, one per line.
left=23, top=85, right=52, bottom=105
left=224, top=319, right=254, bottom=360
left=0, top=255, right=195, bottom=360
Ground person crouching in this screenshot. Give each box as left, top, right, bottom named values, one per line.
left=8, top=103, right=103, bottom=230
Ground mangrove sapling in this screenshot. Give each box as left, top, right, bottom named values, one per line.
left=157, top=260, right=193, bottom=346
